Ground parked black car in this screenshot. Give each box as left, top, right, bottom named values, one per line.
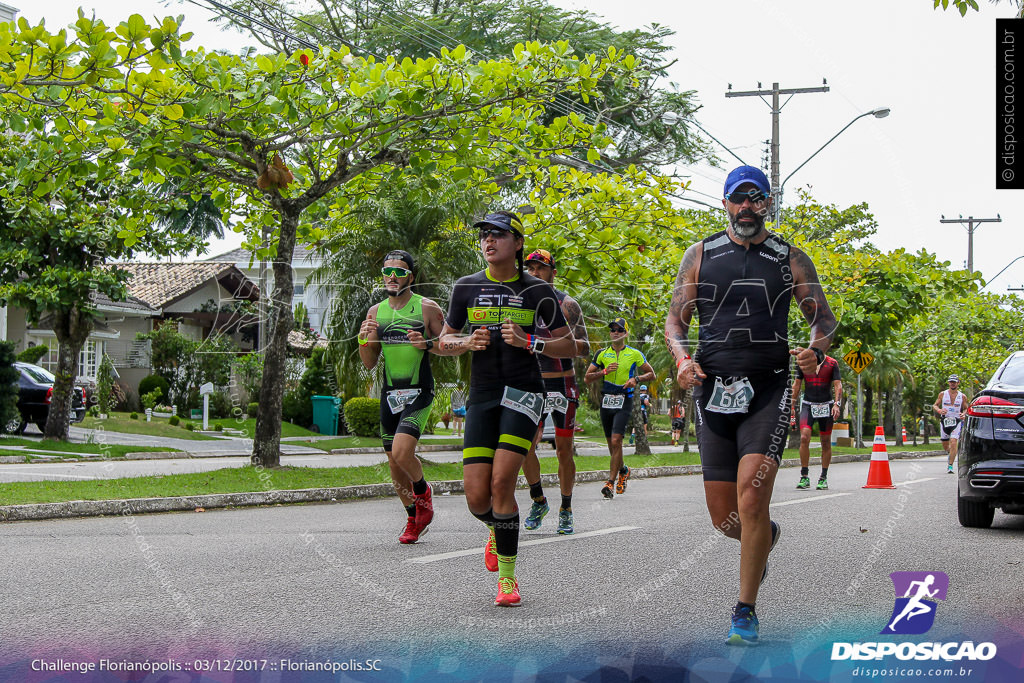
left=957, top=350, right=1024, bottom=528
left=5, top=362, right=87, bottom=435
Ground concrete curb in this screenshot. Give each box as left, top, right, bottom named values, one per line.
left=0, top=449, right=946, bottom=523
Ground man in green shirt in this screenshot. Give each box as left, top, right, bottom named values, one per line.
left=358, top=250, right=445, bottom=543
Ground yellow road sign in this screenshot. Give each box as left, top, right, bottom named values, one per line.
left=844, top=349, right=875, bottom=375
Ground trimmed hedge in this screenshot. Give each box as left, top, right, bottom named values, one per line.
left=343, top=397, right=380, bottom=437
left=168, top=415, right=181, bottom=426
left=247, top=402, right=259, bottom=416
left=138, top=375, right=169, bottom=405
left=15, top=344, right=48, bottom=365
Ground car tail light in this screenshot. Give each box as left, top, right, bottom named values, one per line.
left=45, top=387, right=52, bottom=404
left=967, top=396, right=1024, bottom=418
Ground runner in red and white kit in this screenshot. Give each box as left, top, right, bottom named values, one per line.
left=790, top=355, right=842, bottom=490
left=520, top=249, right=590, bottom=535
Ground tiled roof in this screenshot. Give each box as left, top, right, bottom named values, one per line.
left=206, top=243, right=320, bottom=266
left=91, top=291, right=160, bottom=315
left=288, top=329, right=328, bottom=355
left=117, top=262, right=250, bottom=308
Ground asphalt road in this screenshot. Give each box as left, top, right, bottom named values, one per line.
left=2, top=456, right=1021, bottom=680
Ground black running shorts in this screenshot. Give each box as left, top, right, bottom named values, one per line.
left=600, top=395, right=634, bottom=438
left=798, top=401, right=835, bottom=435
left=671, top=418, right=685, bottom=431
left=542, top=375, right=579, bottom=438
left=693, top=371, right=791, bottom=482
left=463, top=387, right=544, bottom=464
left=379, top=387, right=434, bottom=451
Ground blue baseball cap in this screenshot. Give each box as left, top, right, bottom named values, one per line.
left=724, top=165, right=771, bottom=198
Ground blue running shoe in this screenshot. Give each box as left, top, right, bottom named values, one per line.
left=556, top=509, right=574, bottom=535
left=760, top=521, right=781, bottom=585
left=726, top=604, right=759, bottom=645
left=523, top=500, right=549, bottom=530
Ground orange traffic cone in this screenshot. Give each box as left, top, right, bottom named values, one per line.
left=864, top=425, right=896, bottom=489
left=901, top=427, right=908, bottom=442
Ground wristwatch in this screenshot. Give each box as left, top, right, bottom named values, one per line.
left=424, top=340, right=434, bottom=350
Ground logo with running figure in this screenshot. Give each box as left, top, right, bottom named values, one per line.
left=881, top=571, right=949, bottom=635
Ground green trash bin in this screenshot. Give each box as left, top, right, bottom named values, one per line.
left=311, top=395, right=341, bottom=435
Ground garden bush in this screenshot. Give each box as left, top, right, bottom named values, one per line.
left=129, top=412, right=139, bottom=420
left=15, top=344, right=48, bottom=365
left=168, top=415, right=180, bottom=426
left=247, top=402, right=259, bottom=417
left=208, top=391, right=232, bottom=419
left=343, top=397, right=380, bottom=437
left=138, top=375, right=169, bottom=405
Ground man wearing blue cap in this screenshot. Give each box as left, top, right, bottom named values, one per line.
left=664, top=165, right=838, bottom=645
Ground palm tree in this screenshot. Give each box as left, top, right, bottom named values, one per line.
left=862, top=345, right=916, bottom=446
left=311, top=180, right=486, bottom=403
left=155, top=176, right=227, bottom=247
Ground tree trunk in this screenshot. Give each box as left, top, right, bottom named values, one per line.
left=631, top=394, right=651, bottom=455
left=863, top=386, right=874, bottom=438
left=45, top=307, right=92, bottom=440
left=252, top=210, right=299, bottom=468
left=894, top=376, right=904, bottom=446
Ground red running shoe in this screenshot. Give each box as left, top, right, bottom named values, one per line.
left=414, top=486, right=434, bottom=534
left=484, top=529, right=498, bottom=572
left=399, top=517, right=419, bottom=544
left=494, top=577, right=521, bottom=607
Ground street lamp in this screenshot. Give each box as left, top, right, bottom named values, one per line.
left=773, top=107, right=890, bottom=226
left=661, top=111, right=750, bottom=167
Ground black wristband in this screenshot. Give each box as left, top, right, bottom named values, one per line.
left=424, top=340, right=434, bottom=350
left=812, top=347, right=825, bottom=365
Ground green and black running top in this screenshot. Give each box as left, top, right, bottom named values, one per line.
left=445, top=269, right=566, bottom=397
left=591, top=346, right=648, bottom=396
left=376, top=294, right=432, bottom=391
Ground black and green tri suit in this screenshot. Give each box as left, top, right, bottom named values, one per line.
left=376, top=294, right=434, bottom=450
left=445, top=269, right=566, bottom=463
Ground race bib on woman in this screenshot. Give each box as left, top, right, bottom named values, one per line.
left=500, top=386, right=543, bottom=424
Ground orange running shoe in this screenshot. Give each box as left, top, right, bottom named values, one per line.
left=494, top=577, right=521, bottom=607
left=616, top=466, right=631, bottom=495
left=484, top=529, right=498, bottom=572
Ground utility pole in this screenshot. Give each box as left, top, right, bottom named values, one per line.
left=726, top=80, right=830, bottom=208
left=939, top=215, right=1002, bottom=273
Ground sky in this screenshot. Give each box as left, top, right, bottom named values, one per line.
left=19, top=0, right=1024, bottom=292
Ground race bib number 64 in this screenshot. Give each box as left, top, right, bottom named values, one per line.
left=706, top=377, right=755, bottom=415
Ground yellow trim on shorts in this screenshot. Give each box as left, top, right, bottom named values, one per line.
left=463, top=446, right=496, bottom=460
left=499, top=433, right=533, bottom=451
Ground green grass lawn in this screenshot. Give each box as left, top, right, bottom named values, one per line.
left=0, top=437, right=180, bottom=459
left=298, top=436, right=466, bottom=451
left=207, top=417, right=318, bottom=439
left=80, top=413, right=217, bottom=440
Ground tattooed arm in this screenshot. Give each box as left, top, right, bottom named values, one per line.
left=561, top=294, right=590, bottom=357
left=664, top=242, right=706, bottom=389
left=789, top=245, right=837, bottom=376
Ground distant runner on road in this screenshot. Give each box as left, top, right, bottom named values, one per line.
left=791, top=354, right=842, bottom=490
left=933, top=374, right=968, bottom=474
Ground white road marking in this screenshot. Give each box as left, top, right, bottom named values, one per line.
left=770, top=492, right=851, bottom=507
left=405, top=525, right=641, bottom=564
left=896, top=477, right=938, bottom=486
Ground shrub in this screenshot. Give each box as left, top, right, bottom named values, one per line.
left=87, top=405, right=100, bottom=417
left=15, top=344, right=48, bottom=365
left=209, top=391, right=232, bottom=419
left=138, top=375, right=169, bottom=405
left=169, top=415, right=181, bottom=426
left=282, top=388, right=312, bottom=427
left=129, top=412, right=139, bottom=420
left=247, top=402, right=259, bottom=416
left=214, top=423, right=223, bottom=432
left=185, top=422, right=195, bottom=431
left=141, top=389, right=163, bottom=411
left=95, top=354, right=115, bottom=413
left=343, top=397, right=380, bottom=437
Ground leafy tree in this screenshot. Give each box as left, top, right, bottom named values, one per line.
left=155, top=176, right=227, bottom=245
left=0, top=129, right=197, bottom=440
left=207, top=0, right=713, bottom=172
left=0, top=341, right=19, bottom=433
left=138, top=322, right=234, bottom=409
left=234, top=352, right=264, bottom=402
